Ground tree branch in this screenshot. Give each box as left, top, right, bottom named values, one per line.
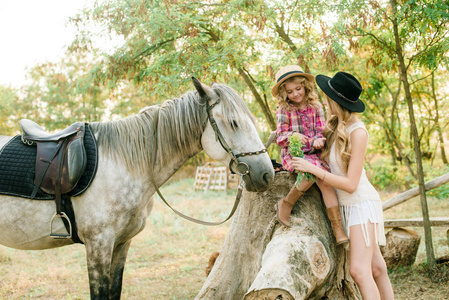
left=133, top=38, right=178, bottom=61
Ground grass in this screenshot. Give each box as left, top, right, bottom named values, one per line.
left=381, top=190, right=449, bottom=264
left=381, top=189, right=449, bottom=300
left=0, top=178, right=233, bottom=300
left=0, top=177, right=448, bottom=299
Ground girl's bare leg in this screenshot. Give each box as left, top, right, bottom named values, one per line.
left=371, top=232, right=395, bottom=299
left=316, top=179, right=338, bottom=208
left=349, top=222, right=381, bottom=300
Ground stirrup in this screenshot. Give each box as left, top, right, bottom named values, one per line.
left=50, top=212, right=72, bottom=239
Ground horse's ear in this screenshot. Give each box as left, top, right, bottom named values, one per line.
left=192, top=77, right=213, bottom=102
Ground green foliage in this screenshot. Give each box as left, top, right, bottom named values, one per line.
left=1, top=0, right=448, bottom=176
left=369, top=164, right=403, bottom=190
left=288, top=134, right=315, bottom=186
left=429, top=184, right=449, bottom=200
left=333, top=0, right=449, bottom=176
left=426, top=165, right=449, bottom=199
left=0, top=86, right=22, bottom=135
left=367, top=157, right=449, bottom=198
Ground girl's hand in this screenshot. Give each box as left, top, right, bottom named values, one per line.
left=291, top=157, right=316, bottom=174
left=292, top=132, right=308, bottom=144
left=312, top=137, right=326, bottom=149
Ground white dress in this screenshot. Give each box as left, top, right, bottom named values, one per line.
left=328, top=122, right=386, bottom=246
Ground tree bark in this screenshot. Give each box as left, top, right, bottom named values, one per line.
left=389, top=0, right=436, bottom=269
left=273, top=24, right=311, bottom=72
left=380, top=227, right=421, bottom=269
left=196, top=172, right=361, bottom=300
left=384, top=218, right=449, bottom=228
left=204, top=26, right=276, bottom=131
left=382, top=78, right=416, bottom=177
left=431, top=72, right=448, bottom=165
left=237, top=67, right=276, bottom=131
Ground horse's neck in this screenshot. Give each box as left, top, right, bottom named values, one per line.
left=91, top=94, right=208, bottom=189
left=149, top=102, right=207, bottom=186
left=151, top=148, right=202, bottom=188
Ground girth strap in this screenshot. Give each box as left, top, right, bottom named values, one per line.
left=61, top=195, right=83, bottom=244
left=54, top=139, right=67, bottom=214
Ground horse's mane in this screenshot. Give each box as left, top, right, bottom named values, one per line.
left=90, top=83, right=254, bottom=177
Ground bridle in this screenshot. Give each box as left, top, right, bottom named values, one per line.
left=149, top=94, right=267, bottom=226
left=205, top=97, right=267, bottom=176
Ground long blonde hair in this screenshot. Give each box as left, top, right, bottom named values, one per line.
left=276, top=76, right=321, bottom=111
left=321, top=96, right=356, bottom=173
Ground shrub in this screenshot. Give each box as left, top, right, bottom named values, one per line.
left=369, top=164, right=404, bottom=190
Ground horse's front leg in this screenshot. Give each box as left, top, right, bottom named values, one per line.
left=110, top=240, right=132, bottom=300
left=85, top=237, right=114, bottom=299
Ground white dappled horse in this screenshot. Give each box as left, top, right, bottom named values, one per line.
left=0, top=78, right=274, bottom=299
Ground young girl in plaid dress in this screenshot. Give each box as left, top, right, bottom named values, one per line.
left=273, top=65, right=348, bottom=245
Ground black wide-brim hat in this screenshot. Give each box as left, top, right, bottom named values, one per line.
left=316, top=72, right=365, bottom=113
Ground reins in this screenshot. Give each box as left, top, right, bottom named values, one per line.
left=205, top=98, right=267, bottom=174
left=149, top=95, right=266, bottom=226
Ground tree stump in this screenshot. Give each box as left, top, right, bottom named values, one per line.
left=380, top=227, right=421, bottom=269
left=196, top=171, right=361, bottom=300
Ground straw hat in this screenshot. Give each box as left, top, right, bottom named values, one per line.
left=315, top=72, right=365, bottom=113
left=271, top=65, right=315, bottom=97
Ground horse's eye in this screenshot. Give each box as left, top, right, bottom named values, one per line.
left=231, top=120, right=239, bottom=129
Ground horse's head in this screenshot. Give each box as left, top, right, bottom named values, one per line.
left=193, top=77, right=274, bottom=192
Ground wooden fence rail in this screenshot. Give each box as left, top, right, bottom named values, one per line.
left=382, top=172, right=449, bottom=211
left=384, top=217, right=449, bottom=228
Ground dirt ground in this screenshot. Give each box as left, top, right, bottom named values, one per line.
left=0, top=178, right=448, bottom=299
left=389, top=262, right=449, bottom=300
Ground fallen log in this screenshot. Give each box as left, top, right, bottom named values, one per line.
left=196, top=171, right=361, bottom=300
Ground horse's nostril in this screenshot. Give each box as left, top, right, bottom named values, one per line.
left=263, top=172, right=273, bottom=186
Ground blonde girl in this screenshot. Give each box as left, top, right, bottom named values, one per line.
left=292, top=71, right=394, bottom=300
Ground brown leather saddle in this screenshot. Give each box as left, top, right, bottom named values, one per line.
left=20, top=119, right=87, bottom=239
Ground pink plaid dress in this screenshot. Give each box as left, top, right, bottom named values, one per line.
left=275, top=104, right=330, bottom=173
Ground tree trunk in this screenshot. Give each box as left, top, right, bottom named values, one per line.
left=390, top=0, right=436, bottom=269
left=205, top=27, right=276, bottom=131
left=380, top=227, right=421, bottom=269
left=237, top=67, right=276, bottom=131
left=273, top=24, right=310, bottom=71
left=384, top=79, right=416, bottom=177
left=431, top=72, right=448, bottom=165
left=196, top=172, right=361, bottom=300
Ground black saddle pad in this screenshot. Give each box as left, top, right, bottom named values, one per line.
left=0, top=124, right=98, bottom=200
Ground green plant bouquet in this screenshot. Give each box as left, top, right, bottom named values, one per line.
left=288, top=134, right=316, bottom=186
